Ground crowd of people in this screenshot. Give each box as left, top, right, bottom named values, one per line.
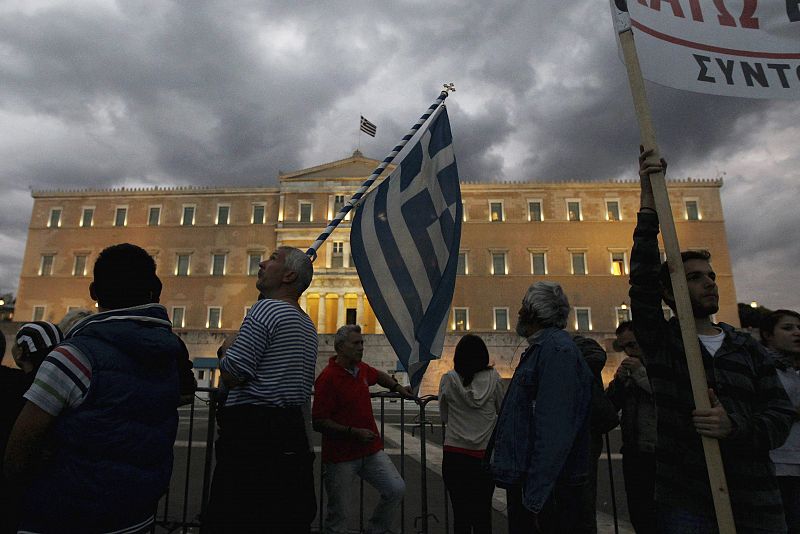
left=0, top=150, right=798, bottom=533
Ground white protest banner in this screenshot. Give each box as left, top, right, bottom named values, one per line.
left=623, top=0, right=800, bottom=99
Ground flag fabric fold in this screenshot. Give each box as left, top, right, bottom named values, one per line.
left=351, top=106, right=462, bottom=389
left=360, top=116, right=377, bottom=137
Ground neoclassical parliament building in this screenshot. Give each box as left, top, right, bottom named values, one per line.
left=14, top=151, right=737, bottom=387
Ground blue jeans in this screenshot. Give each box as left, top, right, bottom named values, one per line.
left=323, top=451, right=405, bottom=534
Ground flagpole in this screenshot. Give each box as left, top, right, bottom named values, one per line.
left=305, top=83, right=456, bottom=261
left=612, top=7, right=736, bottom=533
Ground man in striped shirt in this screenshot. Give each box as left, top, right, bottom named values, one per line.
left=204, top=246, right=318, bottom=534
left=633, top=151, right=794, bottom=533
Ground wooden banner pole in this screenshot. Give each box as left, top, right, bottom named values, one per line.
left=617, top=27, right=737, bottom=534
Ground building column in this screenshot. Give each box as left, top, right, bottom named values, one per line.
left=343, top=241, right=351, bottom=268
left=300, top=294, right=307, bottom=313
left=337, top=293, right=345, bottom=328
left=318, top=294, right=327, bottom=333
left=356, top=294, right=364, bottom=327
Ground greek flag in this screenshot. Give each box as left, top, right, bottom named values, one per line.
left=360, top=116, right=377, bottom=137
left=351, top=106, right=462, bottom=389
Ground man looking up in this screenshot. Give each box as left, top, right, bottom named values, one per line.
left=489, top=281, right=594, bottom=534
left=313, top=324, right=414, bottom=534
left=5, top=243, right=183, bottom=533
left=204, top=246, right=318, bottom=534
left=632, top=149, right=793, bottom=533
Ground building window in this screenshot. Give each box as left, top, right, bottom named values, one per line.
left=575, top=307, right=592, bottom=331
left=610, top=251, right=627, bottom=276
left=566, top=200, right=582, bottom=221
left=615, top=306, right=631, bottom=326
left=81, top=208, right=94, bottom=228
left=114, top=207, right=127, bottom=227
left=346, top=308, right=357, bottom=324
left=494, top=308, right=509, bottom=331
left=571, top=252, right=587, bottom=275
left=32, top=306, right=45, bottom=322
left=172, top=307, right=185, bottom=328
left=334, top=194, right=346, bottom=213
left=528, top=200, right=543, bottom=222
left=248, top=253, right=262, bottom=276
left=606, top=200, right=621, bottom=221
left=48, top=208, right=62, bottom=228
left=299, top=201, right=313, bottom=222
left=331, top=242, right=344, bottom=268
left=39, top=255, right=54, bottom=276
left=176, top=254, right=191, bottom=276
left=182, top=205, right=195, bottom=226
left=211, top=254, right=226, bottom=276
left=531, top=252, right=547, bottom=275
left=252, top=204, right=265, bottom=224
left=685, top=199, right=700, bottom=220
left=453, top=308, right=469, bottom=331
left=489, top=201, right=504, bottom=222
left=207, top=307, right=222, bottom=329
left=457, top=252, right=468, bottom=275
left=148, top=206, right=161, bottom=226
left=73, top=255, right=88, bottom=276
left=491, top=252, right=507, bottom=275
left=216, top=204, right=230, bottom=225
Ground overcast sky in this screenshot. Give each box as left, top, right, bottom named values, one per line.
left=0, top=0, right=797, bottom=310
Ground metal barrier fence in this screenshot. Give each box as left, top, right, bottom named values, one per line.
left=155, top=387, right=621, bottom=534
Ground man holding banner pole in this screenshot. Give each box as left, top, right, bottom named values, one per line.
left=632, top=152, right=793, bottom=534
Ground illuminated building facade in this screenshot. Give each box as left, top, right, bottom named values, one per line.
left=14, top=151, right=735, bottom=388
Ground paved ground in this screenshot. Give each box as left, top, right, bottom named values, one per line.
left=155, top=397, right=635, bottom=533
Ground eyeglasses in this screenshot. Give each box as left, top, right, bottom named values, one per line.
left=621, top=341, right=639, bottom=350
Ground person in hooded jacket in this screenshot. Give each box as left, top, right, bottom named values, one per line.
left=439, top=334, right=505, bottom=534
left=4, top=243, right=183, bottom=534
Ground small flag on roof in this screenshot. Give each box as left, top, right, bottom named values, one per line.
left=360, top=116, right=377, bottom=137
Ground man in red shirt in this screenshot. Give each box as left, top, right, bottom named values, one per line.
left=313, top=324, right=414, bottom=534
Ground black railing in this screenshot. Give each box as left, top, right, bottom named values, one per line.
left=155, top=387, right=621, bottom=534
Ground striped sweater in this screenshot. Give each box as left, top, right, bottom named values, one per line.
left=221, top=298, right=317, bottom=408
left=629, top=211, right=793, bottom=533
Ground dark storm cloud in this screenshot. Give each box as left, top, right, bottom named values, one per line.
left=0, top=0, right=797, bottom=308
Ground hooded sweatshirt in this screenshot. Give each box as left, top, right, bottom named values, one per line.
left=438, top=368, right=504, bottom=452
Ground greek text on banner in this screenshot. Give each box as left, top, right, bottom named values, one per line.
left=626, top=1, right=800, bottom=99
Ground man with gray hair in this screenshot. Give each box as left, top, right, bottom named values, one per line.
left=489, top=281, right=594, bottom=534
left=313, top=324, right=414, bottom=534
left=204, top=246, right=318, bottom=533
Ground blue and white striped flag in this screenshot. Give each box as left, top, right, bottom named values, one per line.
left=351, top=106, right=462, bottom=390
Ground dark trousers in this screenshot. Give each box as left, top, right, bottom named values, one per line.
left=506, top=482, right=586, bottom=534
left=202, top=404, right=316, bottom=534
left=622, top=448, right=657, bottom=534
left=442, top=451, right=494, bottom=534
left=779, top=476, right=800, bottom=534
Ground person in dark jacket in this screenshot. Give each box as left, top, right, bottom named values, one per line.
left=761, top=310, right=800, bottom=534
left=0, top=322, right=63, bottom=534
left=606, top=321, right=656, bottom=534
left=489, top=281, right=594, bottom=534
left=4, top=243, right=184, bottom=533
left=633, top=150, right=794, bottom=534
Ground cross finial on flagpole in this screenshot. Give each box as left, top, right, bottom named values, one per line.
left=443, top=82, right=456, bottom=94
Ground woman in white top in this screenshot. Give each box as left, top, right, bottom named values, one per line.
left=438, top=334, right=505, bottom=534
left=761, top=309, right=800, bottom=534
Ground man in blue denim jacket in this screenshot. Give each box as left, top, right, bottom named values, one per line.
left=489, top=281, right=594, bottom=533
